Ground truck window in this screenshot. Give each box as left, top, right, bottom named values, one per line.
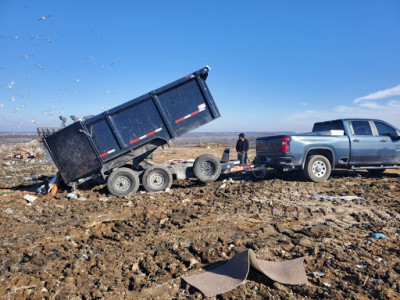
left=351, top=121, right=372, bottom=136
left=312, top=120, right=344, bottom=132
left=374, top=121, right=398, bottom=137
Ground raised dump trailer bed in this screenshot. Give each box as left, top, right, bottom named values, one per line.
left=43, top=66, right=224, bottom=195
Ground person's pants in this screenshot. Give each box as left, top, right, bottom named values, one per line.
left=238, top=152, right=247, bottom=165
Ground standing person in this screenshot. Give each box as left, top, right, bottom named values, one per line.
left=236, top=133, right=249, bottom=165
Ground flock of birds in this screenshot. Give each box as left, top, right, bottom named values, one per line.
left=0, top=14, right=125, bottom=130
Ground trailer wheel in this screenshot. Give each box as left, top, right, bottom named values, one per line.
left=303, top=155, right=331, bottom=182
left=193, top=154, right=221, bottom=183
left=107, top=168, right=140, bottom=196
left=142, top=166, right=173, bottom=192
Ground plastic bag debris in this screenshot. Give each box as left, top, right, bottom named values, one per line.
left=5, top=208, right=13, bottom=214
left=313, top=194, right=365, bottom=202
left=369, top=233, right=388, bottom=240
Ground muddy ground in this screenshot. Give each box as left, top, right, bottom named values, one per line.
left=0, top=140, right=399, bottom=299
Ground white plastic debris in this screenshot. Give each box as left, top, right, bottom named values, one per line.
left=5, top=208, right=13, bottom=214
left=23, top=194, right=37, bottom=203
left=313, top=194, right=365, bottom=202
left=67, top=193, right=78, bottom=199
left=217, top=182, right=226, bottom=191
left=323, top=282, right=331, bottom=287
left=313, top=271, right=326, bottom=277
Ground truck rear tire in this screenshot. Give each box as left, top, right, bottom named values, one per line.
left=142, top=166, right=173, bottom=192
left=193, top=154, right=221, bottom=183
left=107, top=167, right=140, bottom=196
left=303, top=155, right=331, bottom=182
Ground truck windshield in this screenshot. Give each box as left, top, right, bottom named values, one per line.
left=312, top=120, right=344, bottom=132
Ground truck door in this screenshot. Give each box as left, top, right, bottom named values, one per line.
left=349, top=120, right=381, bottom=166
left=373, top=121, right=400, bottom=165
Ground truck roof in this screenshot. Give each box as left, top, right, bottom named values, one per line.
left=314, top=118, right=386, bottom=123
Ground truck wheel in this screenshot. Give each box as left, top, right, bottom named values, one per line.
left=142, top=166, right=173, bottom=192
left=193, top=154, right=221, bottom=183
left=303, top=155, right=331, bottom=182
left=107, top=167, right=140, bottom=196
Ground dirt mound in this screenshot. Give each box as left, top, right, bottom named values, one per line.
left=0, top=142, right=399, bottom=299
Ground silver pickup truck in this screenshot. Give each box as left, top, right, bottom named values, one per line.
left=254, top=119, right=400, bottom=182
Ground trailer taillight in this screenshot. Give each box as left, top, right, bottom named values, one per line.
left=282, top=137, right=290, bottom=153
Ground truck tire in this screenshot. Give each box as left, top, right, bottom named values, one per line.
left=142, top=165, right=173, bottom=192
left=107, top=167, right=140, bottom=196
left=303, top=155, right=331, bottom=182
left=193, top=154, right=221, bottom=183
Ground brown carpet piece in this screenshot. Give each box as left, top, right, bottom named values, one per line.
left=183, top=249, right=308, bottom=297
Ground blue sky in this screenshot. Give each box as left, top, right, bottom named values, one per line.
left=1, top=0, right=400, bottom=133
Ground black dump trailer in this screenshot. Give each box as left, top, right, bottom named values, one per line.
left=43, top=66, right=250, bottom=196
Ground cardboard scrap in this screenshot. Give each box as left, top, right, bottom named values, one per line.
left=183, top=249, right=308, bottom=297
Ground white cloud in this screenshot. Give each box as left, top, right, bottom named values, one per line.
left=354, top=83, right=400, bottom=103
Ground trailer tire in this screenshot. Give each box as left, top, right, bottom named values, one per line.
left=193, top=154, right=221, bottom=183
left=142, top=166, right=173, bottom=192
left=107, top=168, right=140, bottom=196
left=303, top=155, right=331, bottom=182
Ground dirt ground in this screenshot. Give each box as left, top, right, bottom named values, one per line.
left=0, top=140, right=399, bottom=299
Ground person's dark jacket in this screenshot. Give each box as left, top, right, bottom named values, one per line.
left=236, top=138, right=249, bottom=153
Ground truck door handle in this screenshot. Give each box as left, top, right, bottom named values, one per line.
left=353, top=139, right=360, bottom=142
left=380, top=139, right=387, bottom=142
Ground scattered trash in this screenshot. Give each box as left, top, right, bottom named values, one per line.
left=217, top=182, right=226, bottom=191
left=36, top=185, right=46, bottom=194
left=370, top=233, right=388, bottom=240
left=77, top=197, right=87, bottom=201
left=159, top=218, right=169, bottom=225
left=323, top=282, right=331, bottom=288
left=23, top=194, right=37, bottom=203
left=98, top=197, right=109, bottom=202
left=67, top=193, right=78, bottom=200
left=313, top=271, right=326, bottom=277
left=188, top=258, right=199, bottom=268
left=183, top=249, right=308, bottom=297
left=48, top=173, right=60, bottom=195
left=5, top=208, right=13, bottom=214
left=313, top=194, right=365, bottom=202
left=22, top=176, right=36, bottom=181
left=355, top=264, right=368, bottom=269
left=365, top=240, right=372, bottom=246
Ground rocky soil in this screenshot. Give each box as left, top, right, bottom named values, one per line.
left=0, top=140, right=399, bottom=299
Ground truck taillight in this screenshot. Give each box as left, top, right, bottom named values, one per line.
left=282, top=137, right=290, bottom=153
